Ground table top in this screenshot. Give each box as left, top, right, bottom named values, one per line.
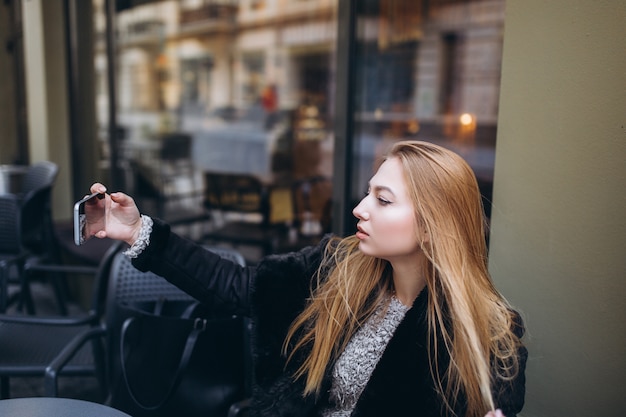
left=0, top=397, right=132, bottom=417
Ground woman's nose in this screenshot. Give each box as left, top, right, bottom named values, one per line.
left=353, top=199, right=368, bottom=220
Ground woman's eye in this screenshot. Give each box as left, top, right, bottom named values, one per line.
left=364, top=188, right=390, bottom=205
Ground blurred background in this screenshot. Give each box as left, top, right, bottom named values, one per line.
left=0, top=1, right=624, bottom=416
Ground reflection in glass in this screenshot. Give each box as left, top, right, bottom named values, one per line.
left=351, top=0, right=505, bottom=224
left=93, top=0, right=506, bottom=258
left=94, top=0, right=338, bottom=259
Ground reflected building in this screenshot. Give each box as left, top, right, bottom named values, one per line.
left=94, top=0, right=504, bottom=170
left=94, top=0, right=337, bottom=180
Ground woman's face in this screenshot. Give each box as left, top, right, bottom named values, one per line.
left=352, top=157, right=422, bottom=261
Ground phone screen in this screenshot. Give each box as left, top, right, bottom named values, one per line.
left=73, top=192, right=106, bottom=245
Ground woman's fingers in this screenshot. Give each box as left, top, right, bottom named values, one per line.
left=90, top=183, right=107, bottom=195
left=109, top=191, right=129, bottom=204
left=109, top=191, right=139, bottom=212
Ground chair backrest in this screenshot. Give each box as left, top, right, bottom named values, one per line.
left=0, top=162, right=60, bottom=255
left=19, top=240, right=123, bottom=318
left=0, top=185, right=59, bottom=255
left=21, top=161, right=59, bottom=194
left=89, top=241, right=126, bottom=318
left=211, top=246, right=246, bottom=267
left=0, top=195, right=22, bottom=254
left=19, top=162, right=59, bottom=255
left=159, top=133, right=193, bottom=163
left=20, top=185, right=56, bottom=254
left=105, top=246, right=245, bottom=309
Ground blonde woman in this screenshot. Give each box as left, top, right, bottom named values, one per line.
left=91, top=140, right=527, bottom=417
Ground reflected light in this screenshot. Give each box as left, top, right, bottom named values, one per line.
left=407, top=119, right=420, bottom=134
left=305, top=106, right=319, bottom=117
left=459, top=113, right=474, bottom=126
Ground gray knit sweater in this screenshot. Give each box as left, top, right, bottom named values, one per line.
left=322, top=296, right=411, bottom=417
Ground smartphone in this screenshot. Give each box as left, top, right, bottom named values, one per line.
left=73, top=192, right=106, bottom=245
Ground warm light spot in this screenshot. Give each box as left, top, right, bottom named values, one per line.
left=407, top=119, right=420, bottom=134
left=460, top=113, right=474, bottom=126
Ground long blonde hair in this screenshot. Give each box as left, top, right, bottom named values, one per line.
left=284, top=140, right=522, bottom=417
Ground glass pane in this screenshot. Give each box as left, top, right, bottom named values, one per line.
left=351, top=0, right=505, bottom=224
left=94, top=0, right=337, bottom=262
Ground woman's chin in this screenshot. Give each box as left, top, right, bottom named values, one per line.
left=357, top=241, right=375, bottom=256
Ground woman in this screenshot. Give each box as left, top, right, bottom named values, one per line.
left=91, top=140, right=527, bottom=417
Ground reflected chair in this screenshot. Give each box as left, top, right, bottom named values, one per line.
left=290, top=175, right=332, bottom=238
left=202, top=172, right=291, bottom=261
left=265, top=175, right=332, bottom=254
left=134, top=133, right=211, bottom=240
left=104, top=246, right=251, bottom=417
left=0, top=241, right=123, bottom=399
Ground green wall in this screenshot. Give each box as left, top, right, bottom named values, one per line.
left=489, top=1, right=626, bottom=416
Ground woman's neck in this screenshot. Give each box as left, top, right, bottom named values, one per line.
left=390, top=253, right=428, bottom=306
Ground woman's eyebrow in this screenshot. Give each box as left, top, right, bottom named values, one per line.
left=370, top=184, right=396, bottom=196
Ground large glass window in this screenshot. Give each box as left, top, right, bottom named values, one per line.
left=94, top=0, right=505, bottom=260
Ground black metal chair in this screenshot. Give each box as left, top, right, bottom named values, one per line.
left=19, top=162, right=59, bottom=257
left=0, top=241, right=123, bottom=399
left=104, top=246, right=251, bottom=417
left=134, top=133, right=211, bottom=239
left=0, top=161, right=62, bottom=314
left=0, top=195, right=30, bottom=314
left=1, top=161, right=65, bottom=314
left=20, top=161, right=59, bottom=195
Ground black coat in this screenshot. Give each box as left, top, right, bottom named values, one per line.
left=133, top=219, right=527, bottom=417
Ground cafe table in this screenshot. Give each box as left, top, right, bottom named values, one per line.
left=0, top=397, right=132, bottom=417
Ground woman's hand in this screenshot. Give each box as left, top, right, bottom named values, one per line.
left=89, top=183, right=142, bottom=246
left=485, top=410, right=504, bottom=417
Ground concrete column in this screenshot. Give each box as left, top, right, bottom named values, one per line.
left=22, top=0, right=72, bottom=220
left=490, top=1, right=626, bottom=415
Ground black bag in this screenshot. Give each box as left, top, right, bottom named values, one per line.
left=108, top=299, right=249, bottom=417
